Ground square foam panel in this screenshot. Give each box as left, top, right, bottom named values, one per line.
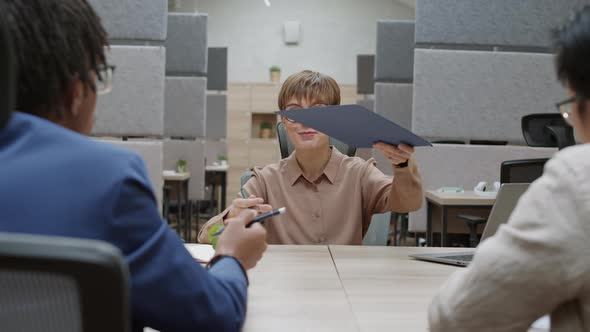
left=375, top=83, right=413, bottom=130
left=207, top=48, right=228, bottom=91
left=93, top=46, right=165, bottom=137
left=97, top=138, right=164, bottom=209
left=357, top=55, right=375, bottom=94
left=164, top=77, right=207, bottom=138
left=87, top=0, right=167, bottom=41
left=165, top=13, right=208, bottom=75
left=415, top=0, right=587, bottom=48
left=206, top=94, right=227, bottom=140
left=412, top=49, right=565, bottom=144
left=401, top=144, right=557, bottom=231
left=163, top=139, right=206, bottom=200
left=375, top=20, right=415, bottom=82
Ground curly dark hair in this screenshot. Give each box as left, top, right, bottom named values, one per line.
left=3, top=0, right=108, bottom=118
left=555, top=5, right=590, bottom=105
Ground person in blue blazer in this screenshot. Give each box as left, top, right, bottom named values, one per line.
left=0, top=1, right=267, bottom=331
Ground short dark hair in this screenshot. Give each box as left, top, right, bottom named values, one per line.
left=3, top=0, right=108, bottom=118
left=554, top=5, right=590, bottom=100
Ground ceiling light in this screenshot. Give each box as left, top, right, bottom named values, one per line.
left=264, top=0, right=271, bottom=7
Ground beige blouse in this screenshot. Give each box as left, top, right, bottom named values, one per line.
left=199, top=148, right=423, bottom=245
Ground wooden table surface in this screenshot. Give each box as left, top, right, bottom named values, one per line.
left=184, top=245, right=545, bottom=332
left=243, top=245, right=466, bottom=332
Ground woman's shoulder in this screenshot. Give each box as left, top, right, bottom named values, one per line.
left=250, top=159, right=286, bottom=178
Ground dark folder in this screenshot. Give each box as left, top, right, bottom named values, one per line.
left=276, top=104, right=432, bottom=148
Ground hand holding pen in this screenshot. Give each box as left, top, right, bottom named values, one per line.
left=225, top=188, right=273, bottom=220
left=208, top=188, right=275, bottom=245
left=213, top=207, right=286, bottom=236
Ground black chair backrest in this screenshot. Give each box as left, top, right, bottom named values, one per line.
left=276, top=121, right=357, bottom=159
left=500, top=158, right=549, bottom=184
left=0, top=11, right=16, bottom=130
left=522, top=114, right=576, bottom=150
left=0, top=233, right=130, bottom=332
left=469, top=140, right=508, bottom=146
left=432, top=140, right=465, bottom=144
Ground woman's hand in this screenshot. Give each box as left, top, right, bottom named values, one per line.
left=226, top=195, right=273, bottom=222
left=373, top=142, right=415, bottom=166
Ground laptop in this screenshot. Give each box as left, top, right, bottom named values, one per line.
left=410, top=183, right=529, bottom=267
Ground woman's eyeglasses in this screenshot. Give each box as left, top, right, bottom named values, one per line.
left=284, top=103, right=327, bottom=123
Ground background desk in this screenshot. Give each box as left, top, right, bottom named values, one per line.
left=205, top=164, right=228, bottom=213
left=425, top=190, right=495, bottom=247
left=162, top=172, right=191, bottom=241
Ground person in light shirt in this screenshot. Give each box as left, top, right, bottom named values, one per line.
left=429, top=6, right=590, bottom=332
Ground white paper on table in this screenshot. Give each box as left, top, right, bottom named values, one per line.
left=185, top=244, right=215, bottom=263
left=531, top=315, right=550, bottom=330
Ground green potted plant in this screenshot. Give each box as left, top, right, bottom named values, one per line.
left=269, top=65, right=281, bottom=83
left=217, top=154, right=228, bottom=166
left=176, top=159, right=187, bottom=173
left=260, top=122, right=273, bottom=139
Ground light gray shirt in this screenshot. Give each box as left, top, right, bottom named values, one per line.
left=429, top=144, right=590, bottom=332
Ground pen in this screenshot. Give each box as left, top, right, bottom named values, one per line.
left=245, top=207, right=286, bottom=227
left=240, top=187, right=248, bottom=199
left=213, top=207, right=286, bottom=236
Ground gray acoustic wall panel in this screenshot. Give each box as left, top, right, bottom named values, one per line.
left=206, top=94, right=227, bottom=140
left=165, top=77, right=207, bottom=138
left=375, top=20, right=415, bottom=82
left=207, top=48, right=228, bottom=91
left=97, top=138, right=164, bottom=209
left=88, top=0, right=167, bottom=41
left=356, top=98, right=374, bottom=112
left=415, top=0, right=587, bottom=48
left=93, top=46, right=165, bottom=137
left=357, top=55, right=375, bottom=94
left=406, top=144, right=556, bottom=231
left=412, top=49, right=565, bottom=144
left=375, top=83, right=413, bottom=131
left=163, top=139, right=206, bottom=200
left=165, top=13, right=208, bottom=75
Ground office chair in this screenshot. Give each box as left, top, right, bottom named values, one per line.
left=432, top=140, right=465, bottom=144
left=456, top=158, right=548, bottom=247
left=522, top=113, right=576, bottom=150
left=0, top=233, right=130, bottom=332
left=0, top=12, right=16, bottom=130
left=500, top=158, right=549, bottom=184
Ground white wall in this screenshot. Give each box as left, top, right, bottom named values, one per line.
left=195, top=0, right=414, bottom=84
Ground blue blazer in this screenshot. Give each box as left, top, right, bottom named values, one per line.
left=0, top=112, right=248, bottom=332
